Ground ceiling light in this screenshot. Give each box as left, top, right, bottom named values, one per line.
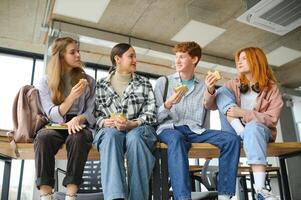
left=133, top=46, right=149, bottom=55
left=197, top=61, right=237, bottom=74
left=79, top=35, right=234, bottom=72
left=266, top=46, right=301, bottom=67
left=53, top=0, right=111, bottom=23
left=146, top=50, right=175, bottom=61
left=79, top=36, right=117, bottom=48
left=171, top=20, right=225, bottom=47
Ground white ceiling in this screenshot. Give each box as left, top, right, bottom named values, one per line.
left=0, top=0, right=301, bottom=88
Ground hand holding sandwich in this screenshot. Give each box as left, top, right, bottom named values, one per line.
left=59, top=78, right=88, bottom=116
left=164, top=84, right=187, bottom=110
left=205, top=70, right=221, bottom=94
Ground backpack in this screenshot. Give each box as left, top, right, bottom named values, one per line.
left=7, top=85, right=48, bottom=157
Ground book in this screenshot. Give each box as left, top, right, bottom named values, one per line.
left=45, top=123, right=86, bottom=130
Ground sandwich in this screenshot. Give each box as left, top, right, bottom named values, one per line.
left=174, top=84, right=189, bottom=93
left=110, top=113, right=127, bottom=122
left=79, top=78, right=88, bottom=87
left=207, top=70, right=222, bottom=80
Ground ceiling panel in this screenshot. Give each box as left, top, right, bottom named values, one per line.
left=0, top=0, right=300, bottom=88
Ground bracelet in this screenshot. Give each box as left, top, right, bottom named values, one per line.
left=207, top=88, right=215, bottom=95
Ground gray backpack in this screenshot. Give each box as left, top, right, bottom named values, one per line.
left=7, top=85, right=48, bottom=157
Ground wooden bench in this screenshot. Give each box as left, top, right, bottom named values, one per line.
left=2, top=141, right=301, bottom=160
left=1, top=137, right=301, bottom=200
left=154, top=142, right=301, bottom=200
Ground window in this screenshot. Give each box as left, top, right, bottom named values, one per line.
left=20, top=161, right=35, bottom=200
left=149, top=78, right=157, bottom=89
left=97, top=69, right=108, bottom=80
left=0, top=161, right=4, bottom=197
left=84, top=66, right=96, bottom=79
left=0, top=54, right=33, bottom=130
left=33, top=60, right=45, bottom=87
left=7, top=161, right=24, bottom=200
left=0, top=52, right=41, bottom=200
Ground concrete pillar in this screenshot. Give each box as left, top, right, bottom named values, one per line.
left=279, top=95, right=301, bottom=199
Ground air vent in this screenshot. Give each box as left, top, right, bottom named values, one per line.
left=237, top=0, right=301, bottom=35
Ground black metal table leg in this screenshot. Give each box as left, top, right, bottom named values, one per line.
left=1, top=157, right=12, bottom=200
left=161, top=149, right=169, bottom=200
left=276, top=169, right=284, bottom=200
left=279, top=158, right=291, bottom=200
left=239, top=175, right=249, bottom=200
left=250, top=171, right=256, bottom=200
left=17, top=160, right=25, bottom=200
left=152, top=149, right=161, bottom=200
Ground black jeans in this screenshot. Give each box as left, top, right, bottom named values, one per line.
left=34, top=128, right=93, bottom=189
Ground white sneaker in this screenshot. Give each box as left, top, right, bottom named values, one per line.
left=218, top=195, right=231, bottom=200
left=256, top=188, right=279, bottom=200
left=40, top=193, right=54, bottom=200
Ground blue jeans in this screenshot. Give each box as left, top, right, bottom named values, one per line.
left=93, top=125, right=157, bottom=200
left=216, top=87, right=272, bottom=165
left=159, top=125, right=240, bottom=199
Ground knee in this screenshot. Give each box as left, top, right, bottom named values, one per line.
left=67, top=131, right=87, bottom=145
left=216, top=87, right=237, bottom=113
left=102, top=128, right=123, bottom=143
left=243, top=122, right=268, bottom=141
left=228, top=133, right=241, bottom=147
left=34, top=130, right=49, bottom=144
left=166, top=133, right=185, bottom=147
left=126, top=128, right=143, bottom=146
left=217, top=86, right=231, bottom=95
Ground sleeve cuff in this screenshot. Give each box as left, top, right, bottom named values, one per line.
left=49, top=106, right=64, bottom=123
left=135, top=118, right=144, bottom=126
left=96, top=118, right=105, bottom=128
left=205, top=89, right=216, bottom=98
left=158, top=104, right=171, bottom=115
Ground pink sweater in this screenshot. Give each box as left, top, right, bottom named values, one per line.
left=203, top=78, right=284, bottom=141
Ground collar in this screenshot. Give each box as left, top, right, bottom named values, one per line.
left=171, top=72, right=200, bottom=84
left=104, top=70, right=138, bottom=83
left=113, top=70, right=132, bottom=82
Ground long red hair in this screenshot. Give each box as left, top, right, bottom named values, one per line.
left=235, top=47, right=276, bottom=90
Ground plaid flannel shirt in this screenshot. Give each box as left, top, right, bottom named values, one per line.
left=95, top=71, right=157, bottom=129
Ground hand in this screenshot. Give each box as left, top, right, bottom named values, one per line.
left=64, top=116, right=84, bottom=135
left=226, top=106, right=246, bottom=118
left=114, top=119, right=137, bottom=131
left=68, top=81, right=86, bottom=101
left=103, top=118, right=116, bottom=128
left=164, top=89, right=186, bottom=110
left=205, top=73, right=217, bottom=94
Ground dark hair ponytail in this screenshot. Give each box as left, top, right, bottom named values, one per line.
left=109, top=43, right=132, bottom=73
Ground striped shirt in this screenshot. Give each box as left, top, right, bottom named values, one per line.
left=95, top=71, right=157, bottom=130
left=154, top=73, right=208, bottom=135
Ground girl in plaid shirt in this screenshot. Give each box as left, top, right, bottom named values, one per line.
left=93, top=43, right=157, bottom=200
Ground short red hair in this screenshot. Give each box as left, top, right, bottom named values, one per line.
left=173, top=41, right=202, bottom=66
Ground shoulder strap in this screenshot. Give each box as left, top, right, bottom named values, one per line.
left=163, top=76, right=169, bottom=102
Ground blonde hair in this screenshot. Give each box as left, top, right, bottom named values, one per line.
left=46, top=37, right=86, bottom=105
left=235, top=47, right=276, bottom=90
